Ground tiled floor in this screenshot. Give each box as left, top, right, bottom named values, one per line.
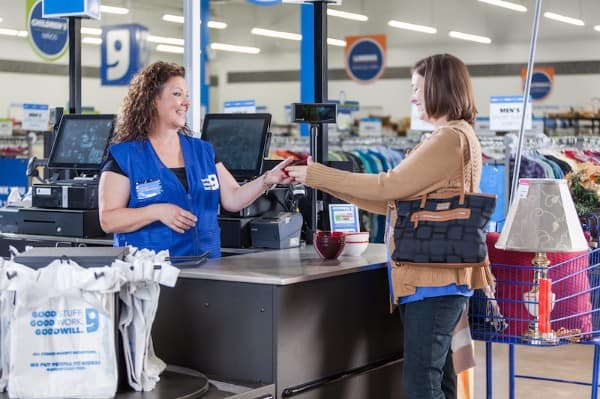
left=473, top=340, right=598, bottom=398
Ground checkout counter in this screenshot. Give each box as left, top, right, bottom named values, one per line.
left=0, top=112, right=406, bottom=398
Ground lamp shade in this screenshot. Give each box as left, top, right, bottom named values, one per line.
left=496, top=178, right=588, bottom=252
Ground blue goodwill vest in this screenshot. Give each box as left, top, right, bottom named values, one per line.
left=109, top=133, right=221, bottom=258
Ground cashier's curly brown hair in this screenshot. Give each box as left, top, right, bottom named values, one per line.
left=112, top=61, right=191, bottom=143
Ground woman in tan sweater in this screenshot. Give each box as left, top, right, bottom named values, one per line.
left=287, top=54, right=494, bottom=399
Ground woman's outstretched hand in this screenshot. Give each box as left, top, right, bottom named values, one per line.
left=263, top=157, right=295, bottom=186
left=285, top=156, right=313, bottom=184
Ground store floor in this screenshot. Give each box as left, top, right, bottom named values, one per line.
left=473, top=340, right=598, bottom=398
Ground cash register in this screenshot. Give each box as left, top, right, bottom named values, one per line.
left=20, top=114, right=115, bottom=238
left=202, top=113, right=302, bottom=248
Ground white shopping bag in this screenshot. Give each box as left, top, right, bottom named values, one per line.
left=6, top=259, right=123, bottom=399
left=115, top=248, right=178, bottom=391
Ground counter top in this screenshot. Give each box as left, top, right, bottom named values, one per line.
left=179, top=244, right=387, bottom=285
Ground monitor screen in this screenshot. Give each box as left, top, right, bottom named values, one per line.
left=47, top=114, right=115, bottom=171
left=201, top=113, right=271, bottom=181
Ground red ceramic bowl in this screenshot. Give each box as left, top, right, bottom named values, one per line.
left=313, top=231, right=345, bottom=260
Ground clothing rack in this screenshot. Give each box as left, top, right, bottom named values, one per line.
left=269, top=135, right=418, bottom=152
left=0, top=136, right=32, bottom=158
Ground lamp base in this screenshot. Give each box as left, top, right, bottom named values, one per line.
left=522, top=326, right=560, bottom=346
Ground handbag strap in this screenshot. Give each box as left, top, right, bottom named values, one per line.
left=450, top=126, right=476, bottom=203
left=415, top=125, right=475, bottom=208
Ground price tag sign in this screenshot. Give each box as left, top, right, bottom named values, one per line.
left=224, top=100, right=256, bottom=113
left=410, top=103, right=434, bottom=131
left=22, top=103, right=49, bottom=131
left=489, top=96, right=532, bottom=131
left=329, top=204, right=360, bottom=232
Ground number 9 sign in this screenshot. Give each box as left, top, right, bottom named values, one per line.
left=101, top=24, right=149, bottom=86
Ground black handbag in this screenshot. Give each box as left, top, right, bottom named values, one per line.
left=392, top=129, right=496, bottom=268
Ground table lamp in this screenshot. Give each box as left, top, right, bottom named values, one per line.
left=496, top=178, right=588, bottom=344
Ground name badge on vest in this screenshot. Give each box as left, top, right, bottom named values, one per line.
left=136, top=178, right=162, bottom=200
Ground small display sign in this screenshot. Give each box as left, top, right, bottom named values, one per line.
left=224, top=100, right=257, bottom=113
left=22, top=103, right=50, bottom=131
left=329, top=204, right=360, bottom=232
left=410, top=103, right=434, bottom=131
left=43, top=0, right=100, bottom=19
left=489, top=96, right=532, bottom=132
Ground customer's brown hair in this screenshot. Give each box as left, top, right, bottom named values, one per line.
left=413, top=54, right=477, bottom=125
left=112, top=61, right=190, bottom=143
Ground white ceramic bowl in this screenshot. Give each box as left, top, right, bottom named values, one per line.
left=341, top=241, right=369, bottom=257
left=344, top=231, right=370, bottom=243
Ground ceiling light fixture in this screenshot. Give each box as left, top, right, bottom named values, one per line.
left=82, top=37, right=102, bottom=45
left=156, top=44, right=184, bottom=54
left=449, top=30, right=492, bottom=44
left=208, top=21, right=228, bottom=29
left=0, top=17, right=3, bottom=23
left=388, top=20, right=437, bottom=34
left=251, top=27, right=301, bottom=41
left=211, top=42, right=260, bottom=54
left=327, top=38, right=346, bottom=47
left=327, top=9, right=368, bottom=22
left=100, top=5, right=129, bottom=15
left=594, top=25, right=600, bottom=32
left=543, top=11, right=584, bottom=26
left=0, top=28, right=21, bottom=37
left=162, top=14, right=228, bottom=29
left=477, top=0, right=527, bottom=12
left=148, top=35, right=184, bottom=46
left=81, top=27, right=102, bottom=35
left=162, top=14, right=184, bottom=23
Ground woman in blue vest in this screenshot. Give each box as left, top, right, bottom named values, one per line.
left=98, top=61, right=293, bottom=258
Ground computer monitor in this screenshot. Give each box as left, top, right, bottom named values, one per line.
left=201, top=113, right=271, bottom=181
left=47, top=114, right=115, bottom=171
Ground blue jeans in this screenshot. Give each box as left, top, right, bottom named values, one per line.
left=399, top=295, right=468, bottom=399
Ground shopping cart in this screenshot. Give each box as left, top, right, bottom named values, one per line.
left=469, top=247, right=600, bottom=399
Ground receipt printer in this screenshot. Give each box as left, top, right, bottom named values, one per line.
left=250, top=211, right=303, bottom=249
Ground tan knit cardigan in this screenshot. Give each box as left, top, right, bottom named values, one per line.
left=305, top=119, right=495, bottom=299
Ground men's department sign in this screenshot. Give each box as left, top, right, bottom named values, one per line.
left=344, top=34, right=387, bottom=84
left=27, top=0, right=68, bottom=61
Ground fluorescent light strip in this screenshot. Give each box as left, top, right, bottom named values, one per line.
left=0, top=28, right=28, bottom=37
left=594, top=25, right=600, bottom=32
left=208, top=21, right=227, bottom=29
left=327, top=9, right=368, bottom=22
left=100, top=5, right=129, bottom=15
left=148, top=35, right=184, bottom=46
left=162, top=14, right=228, bottom=29
left=327, top=38, right=346, bottom=47
left=449, top=30, right=492, bottom=44
left=388, top=20, right=437, bottom=34
left=81, top=27, right=102, bottom=35
left=543, top=11, right=584, bottom=26
left=82, top=37, right=102, bottom=45
left=162, top=14, right=184, bottom=23
left=0, top=17, right=3, bottom=23
left=211, top=42, right=260, bottom=54
left=156, top=44, right=184, bottom=54
left=251, top=27, right=301, bottom=41
left=477, top=0, right=527, bottom=12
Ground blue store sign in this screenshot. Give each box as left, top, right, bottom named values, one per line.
left=530, top=70, right=552, bottom=101
left=0, top=158, right=28, bottom=207
left=43, top=0, right=100, bottom=19
left=101, top=24, right=150, bottom=86
left=247, top=0, right=282, bottom=5
left=27, top=0, right=68, bottom=61
left=345, top=35, right=387, bottom=84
